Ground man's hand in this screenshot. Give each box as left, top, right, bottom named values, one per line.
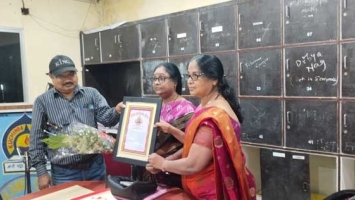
left=115, top=102, right=125, bottom=114
left=38, top=174, right=52, bottom=190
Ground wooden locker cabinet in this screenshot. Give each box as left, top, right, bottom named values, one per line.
left=260, top=149, right=310, bottom=200
left=141, top=19, right=167, bottom=58
left=240, top=99, right=282, bottom=146
left=342, top=0, right=355, bottom=39
left=341, top=101, right=355, bottom=155
left=285, top=45, right=338, bottom=97
left=284, top=0, right=338, bottom=44
left=168, top=12, right=198, bottom=56
left=199, top=3, right=236, bottom=53
left=82, top=32, right=101, bottom=65
left=342, top=43, right=355, bottom=97
left=239, top=48, right=282, bottom=96
left=285, top=100, right=337, bottom=152
left=238, top=0, right=281, bottom=49
left=101, top=24, right=140, bottom=62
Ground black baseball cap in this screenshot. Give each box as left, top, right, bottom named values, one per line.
left=47, top=55, right=77, bottom=76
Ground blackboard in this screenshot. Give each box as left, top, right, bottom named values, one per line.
left=285, top=45, right=338, bottom=97
left=342, top=0, right=355, bottom=39
left=341, top=101, right=355, bottom=155
left=285, top=100, right=337, bottom=152
left=342, top=42, right=355, bottom=97
left=260, top=149, right=310, bottom=200
left=284, top=0, right=337, bottom=44
left=239, top=48, right=281, bottom=96
left=168, top=12, right=198, bottom=56
left=141, top=19, right=167, bottom=58
left=142, top=59, right=167, bottom=95
left=213, top=53, right=238, bottom=91
left=240, top=99, right=282, bottom=146
left=199, top=4, right=236, bottom=52
left=238, top=0, right=281, bottom=49
left=168, top=56, right=191, bottom=95
left=84, top=62, right=141, bottom=106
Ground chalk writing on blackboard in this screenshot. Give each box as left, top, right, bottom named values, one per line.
left=289, top=51, right=338, bottom=86
left=289, top=0, right=328, bottom=7
left=344, top=142, right=355, bottom=153
left=244, top=57, right=270, bottom=68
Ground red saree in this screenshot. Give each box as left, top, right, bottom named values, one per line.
left=182, top=107, right=254, bottom=200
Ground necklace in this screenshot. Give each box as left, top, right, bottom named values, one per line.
left=163, top=93, right=179, bottom=105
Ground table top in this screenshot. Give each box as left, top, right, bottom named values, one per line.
left=14, top=181, right=106, bottom=200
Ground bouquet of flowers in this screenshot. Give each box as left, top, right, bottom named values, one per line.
left=42, top=122, right=116, bottom=157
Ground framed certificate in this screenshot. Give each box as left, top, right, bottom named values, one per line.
left=113, top=96, right=162, bottom=166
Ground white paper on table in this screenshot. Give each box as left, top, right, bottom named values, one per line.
left=32, top=185, right=93, bottom=200
left=72, top=188, right=116, bottom=200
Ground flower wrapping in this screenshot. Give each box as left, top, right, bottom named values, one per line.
left=42, top=122, right=116, bottom=157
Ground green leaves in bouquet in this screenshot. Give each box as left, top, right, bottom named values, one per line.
left=42, top=134, right=69, bottom=149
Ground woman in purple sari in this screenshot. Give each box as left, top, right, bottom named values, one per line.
left=133, top=62, right=196, bottom=189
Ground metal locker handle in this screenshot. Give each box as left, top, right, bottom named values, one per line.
left=239, top=62, right=243, bottom=73
left=302, top=182, right=309, bottom=192
left=286, top=111, right=291, bottom=123
left=286, top=59, right=290, bottom=72
left=114, top=35, right=117, bottom=44
left=167, top=26, right=171, bottom=35
left=344, top=0, right=348, bottom=10
left=117, top=35, right=121, bottom=43
left=238, top=14, right=241, bottom=25
left=285, top=6, right=290, bottom=18
left=344, top=114, right=347, bottom=127
left=344, top=56, right=347, bottom=69
left=199, top=21, right=204, bottom=31
left=94, top=38, right=98, bottom=47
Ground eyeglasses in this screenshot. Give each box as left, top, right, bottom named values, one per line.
left=184, top=73, right=204, bottom=81
left=150, top=76, right=170, bottom=83
left=56, top=71, right=76, bottom=80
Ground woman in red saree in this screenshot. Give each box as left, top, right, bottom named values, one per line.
left=147, top=55, right=256, bottom=200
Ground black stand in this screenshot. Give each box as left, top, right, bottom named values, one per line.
left=23, top=151, right=31, bottom=194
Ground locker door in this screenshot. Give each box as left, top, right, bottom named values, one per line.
left=285, top=100, right=337, bottom=152
left=240, top=99, right=282, bottom=146
left=238, top=0, right=281, bottom=48
left=168, top=12, right=198, bottom=56
left=141, top=19, right=167, bottom=58
left=82, top=32, right=101, bottom=64
left=342, top=43, right=355, bottom=97
left=284, top=0, right=337, bottom=44
left=342, top=0, right=355, bottom=39
left=199, top=4, right=236, bottom=53
left=239, top=49, right=281, bottom=96
left=341, top=101, right=355, bottom=154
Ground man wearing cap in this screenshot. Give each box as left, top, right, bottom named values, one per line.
left=29, top=55, right=124, bottom=190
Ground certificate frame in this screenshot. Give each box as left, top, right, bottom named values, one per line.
left=113, top=96, right=162, bottom=166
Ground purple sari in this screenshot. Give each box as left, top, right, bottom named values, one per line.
left=134, top=99, right=196, bottom=187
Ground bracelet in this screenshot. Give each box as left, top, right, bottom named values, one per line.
left=162, top=160, right=169, bottom=174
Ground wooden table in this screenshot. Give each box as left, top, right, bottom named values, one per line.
left=14, top=181, right=105, bottom=200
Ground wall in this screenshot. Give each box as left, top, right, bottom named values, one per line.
left=103, top=0, right=231, bottom=23
left=0, top=0, right=231, bottom=103
left=0, top=0, right=105, bottom=102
